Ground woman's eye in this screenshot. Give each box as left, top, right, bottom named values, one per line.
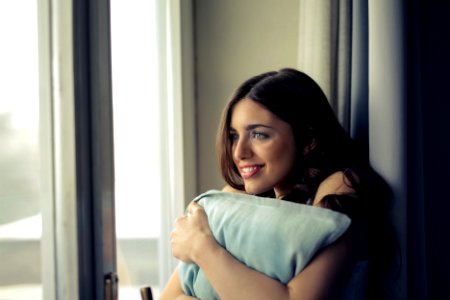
left=229, top=132, right=239, bottom=141
left=252, top=132, right=269, bottom=140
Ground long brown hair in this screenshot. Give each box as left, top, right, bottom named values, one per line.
left=217, top=69, right=360, bottom=197
left=216, top=68, right=400, bottom=299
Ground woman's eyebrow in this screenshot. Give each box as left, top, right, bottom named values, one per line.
left=246, top=124, right=274, bottom=130
left=229, top=124, right=275, bottom=131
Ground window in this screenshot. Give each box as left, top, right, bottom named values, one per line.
left=0, top=1, right=43, bottom=298
left=0, top=1, right=192, bottom=298
left=110, top=0, right=163, bottom=298
left=111, top=0, right=192, bottom=298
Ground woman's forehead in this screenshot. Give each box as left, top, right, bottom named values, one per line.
left=231, top=99, right=275, bottom=123
left=230, top=99, right=291, bottom=132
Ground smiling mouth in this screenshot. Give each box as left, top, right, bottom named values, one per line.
left=240, top=165, right=263, bottom=179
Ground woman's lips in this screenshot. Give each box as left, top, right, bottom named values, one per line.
left=239, top=165, right=263, bottom=179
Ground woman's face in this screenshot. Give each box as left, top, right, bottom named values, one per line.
left=230, top=98, right=296, bottom=198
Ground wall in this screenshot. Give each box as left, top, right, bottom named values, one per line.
left=189, top=0, right=450, bottom=298
left=194, top=0, right=300, bottom=193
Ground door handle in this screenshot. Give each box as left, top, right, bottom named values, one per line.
left=104, top=272, right=118, bottom=300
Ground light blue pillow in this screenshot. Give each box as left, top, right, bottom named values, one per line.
left=179, top=190, right=351, bottom=299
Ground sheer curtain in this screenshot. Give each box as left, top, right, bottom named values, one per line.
left=297, top=0, right=352, bottom=131
left=156, top=0, right=197, bottom=291
left=297, top=0, right=407, bottom=298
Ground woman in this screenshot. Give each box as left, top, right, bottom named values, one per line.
left=160, top=68, right=397, bottom=299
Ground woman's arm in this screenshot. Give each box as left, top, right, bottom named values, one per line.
left=160, top=237, right=351, bottom=300
left=166, top=172, right=355, bottom=299
left=170, top=201, right=353, bottom=300
left=158, top=267, right=197, bottom=300
left=198, top=222, right=351, bottom=300
left=284, top=234, right=353, bottom=299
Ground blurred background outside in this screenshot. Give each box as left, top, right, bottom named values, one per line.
left=0, top=1, right=162, bottom=299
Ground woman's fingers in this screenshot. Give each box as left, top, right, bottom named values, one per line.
left=186, top=201, right=202, bottom=215
left=170, top=201, right=217, bottom=263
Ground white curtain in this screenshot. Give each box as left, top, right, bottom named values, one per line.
left=156, top=0, right=197, bottom=288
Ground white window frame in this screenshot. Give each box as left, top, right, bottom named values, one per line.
left=39, top=0, right=117, bottom=299
left=38, top=0, right=196, bottom=298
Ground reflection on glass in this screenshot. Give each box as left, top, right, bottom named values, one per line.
left=111, top=1, right=162, bottom=299
left=0, top=1, right=42, bottom=299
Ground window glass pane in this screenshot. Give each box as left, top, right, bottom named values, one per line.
left=110, top=1, right=162, bottom=299
left=0, top=1, right=42, bottom=299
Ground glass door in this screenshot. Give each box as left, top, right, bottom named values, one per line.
left=110, top=1, right=162, bottom=298
left=110, top=0, right=194, bottom=298
left=0, top=0, right=193, bottom=298
left=0, top=0, right=118, bottom=298
left=0, top=1, right=43, bottom=299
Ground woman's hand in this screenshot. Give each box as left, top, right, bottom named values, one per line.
left=170, top=201, right=218, bottom=264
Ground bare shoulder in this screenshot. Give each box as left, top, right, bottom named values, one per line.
left=313, top=171, right=358, bottom=206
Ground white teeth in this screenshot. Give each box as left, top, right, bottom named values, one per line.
left=241, top=166, right=257, bottom=174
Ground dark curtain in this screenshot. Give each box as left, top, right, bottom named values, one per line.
left=298, top=0, right=450, bottom=298
left=406, top=0, right=450, bottom=299
left=354, top=0, right=450, bottom=298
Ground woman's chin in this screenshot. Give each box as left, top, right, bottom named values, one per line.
left=244, top=185, right=273, bottom=196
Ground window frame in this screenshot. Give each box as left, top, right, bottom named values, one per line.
left=39, top=0, right=196, bottom=298
left=39, top=0, right=117, bottom=299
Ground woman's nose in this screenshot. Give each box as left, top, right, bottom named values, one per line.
left=233, top=138, right=252, bottom=160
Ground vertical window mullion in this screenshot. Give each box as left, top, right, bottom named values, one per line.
left=49, top=0, right=79, bottom=299
left=38, top=0, right=56, bottom=298
left=73, top=0, right=117, bottom=299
